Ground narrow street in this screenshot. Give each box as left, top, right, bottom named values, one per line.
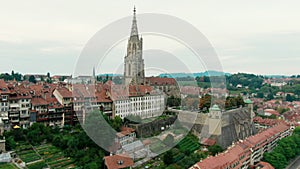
left=286, top=156, right=300, bottom=169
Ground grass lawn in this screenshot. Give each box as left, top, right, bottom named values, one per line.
left=27, top=161, right=47, bottom=169
left=35, top=144, right=77, bottom=169
left=0, top=163, right=18, bottom=169
left=15, top=143, right=77, bottom=169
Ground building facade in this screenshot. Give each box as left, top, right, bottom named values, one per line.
left=190, top=122, right=292, bottom=169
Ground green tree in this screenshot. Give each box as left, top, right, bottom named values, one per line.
left=208, top=144, right=223, bottom=156
left=257, top=92, right=264, bottom=98
left=236, top=95, right=245, bottom=107
left=286, top=94, right=294, bottom=102
left=167, top=95, right=181, bottom=107
left=111, top=116, right=123, bottom=131
left=46, top=72, right=52, bottom=83
left=263, top=152, right=287, bottom=169
left=29, top=75, right=36, bottom=83
left=199, top=94, right=211, bottom=112
left=266, top=93, right=274, bottom=100
left=5, top=136, right=16, bottom=151
left=163, top=150, right=174, bottom=165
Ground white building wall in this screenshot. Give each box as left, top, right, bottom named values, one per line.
left=114, top=94, right=165, bottom=119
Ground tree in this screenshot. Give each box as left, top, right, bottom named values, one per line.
left=208, top=144, right=223, bottom=156
left=29, top=75, right=36, bottom=83
left=46, top=72, right=52, bottom=83
left=257, top=92, right=264, bottom=98
left=277, top=107, right=289, bottom=114
left=286, top=94, right=294, bottom=102
left=199, top=94, right=211, bottom=112
left=236, top=95, right=245, bottom=107
left=225, top=97, right=237, bottom=109
left=111, top=116, right=123, bottom=131
left=266, top=93, right=274, bottom=100
left=263, top=152, right=287, bottom=169
left=167, top=95, right=181, bottom=107
left=5, top=136, right=16, bottom=151
left=163, top=150, right=174, bottom=165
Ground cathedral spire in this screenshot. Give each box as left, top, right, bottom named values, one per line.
left=130, top=6, right=138, bottom=37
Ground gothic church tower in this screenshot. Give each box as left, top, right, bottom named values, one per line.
left=124, top=7, right=145, bottom=85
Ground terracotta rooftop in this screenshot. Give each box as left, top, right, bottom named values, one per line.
left=255, top=161, right=275, bottom=169
left=201, top=138, right=216, bottom=146
left=0, top=79, right=9, bottom=94
left=146, top=77, right=177, bottom=85
left=104, top=154, right=134, bottom=169
left=193, top=122, right=290, bottom=169
left=31, top=97, right=48, bottom=106
left=56, top=87, right=73, bottom=98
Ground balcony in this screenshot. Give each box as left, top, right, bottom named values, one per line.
left=9, top=114, right=19, bottom=117
left=49, top=116, right=62, bottom=119
left=11, top=119, right=19, bottom=123
left=19, top=121, right=30, bottom=125
left=9, top=103, right=20, bottom=108
left=20, top=114, right=30, bottom=118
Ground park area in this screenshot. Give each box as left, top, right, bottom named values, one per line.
left=0, top=163, right=18, bottom=169
left=15, top=142, right=77, bottom=169
left=141, top=133, right=206, bottom=168
left=176, top=136, right=200, bottom=154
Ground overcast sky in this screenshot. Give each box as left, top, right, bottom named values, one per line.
left=0, top=0, right=300, bottom=76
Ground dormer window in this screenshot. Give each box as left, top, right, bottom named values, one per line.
left=2, top=95, right=7, bottom=101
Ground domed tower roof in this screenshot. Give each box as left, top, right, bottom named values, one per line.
left=211, top=104, right=221, bottom=111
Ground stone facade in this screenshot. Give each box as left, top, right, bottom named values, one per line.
left=192, top=102, right=256, bottom=148
left=0, top=140, right=5, bottom=153
left=129, top=115, right=177, bottom=137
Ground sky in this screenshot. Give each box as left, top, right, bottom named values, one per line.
left=0, top=0, right=300, bottom=76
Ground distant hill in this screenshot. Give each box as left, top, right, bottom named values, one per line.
left=159, top=71, right=231, bottom=78
left=264, top=75, right=289, bottom=78
left=97, top=74, right=122, bottom=77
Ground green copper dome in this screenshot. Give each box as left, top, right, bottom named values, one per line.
left=244, top=99, right=253, bottom=104
left=211, top=104, right=221, bottom=111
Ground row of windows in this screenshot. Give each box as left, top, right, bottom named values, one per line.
left=116, top=107, right=164, bottom=115
left=1, top=108, right=8, bottom=112
left=1, top=102, right=8, bottom=106
left=115, top=96, right=164, bottom=103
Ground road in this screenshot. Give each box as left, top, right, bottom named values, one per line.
left=286, top=156, right=300, bottom=169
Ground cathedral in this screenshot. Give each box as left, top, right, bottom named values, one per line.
left=123, top=7, right=145, bottom=86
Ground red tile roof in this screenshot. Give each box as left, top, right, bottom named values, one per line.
left=264, top=109, right=280, bottom=116
left=193, top=122, right=290, bottom=169
left=253, top=117, right=279, bottom=126
left=255, top=161, right=275, bottom=169
left=31, top=97, right=48, bottom=106
left=201, top=138, right=216, bottom=146
left=56, top=87, right=73, bottom=98
left=146, top=77, right=177, bottom=85
left=104, top=154, right=134, bottom=169
left=0, top=79, right=10, bottom=94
